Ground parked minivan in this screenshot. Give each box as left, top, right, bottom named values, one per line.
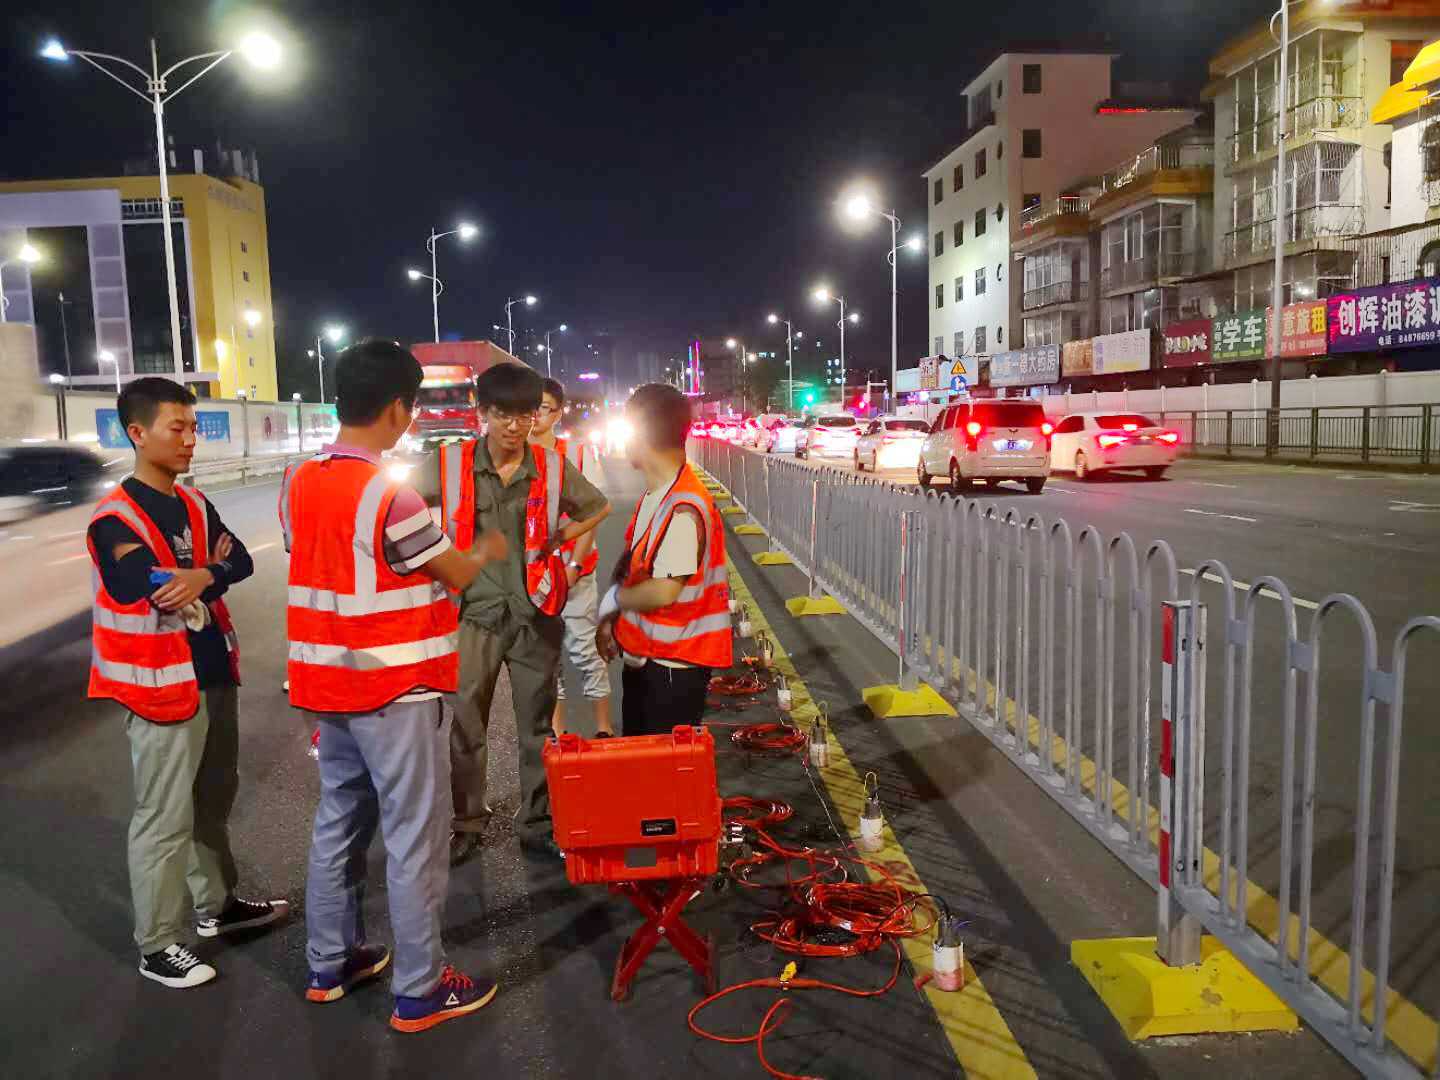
left=917, top=400, right=1052, bottom=494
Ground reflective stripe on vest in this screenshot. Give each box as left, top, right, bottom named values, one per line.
left=438, top=439, right=568, bottom=614
left=555, top=438, right=598, bottom=577
left=87, top=483, right=240, bottom=722
left=285, top=455, right=458, bottom=712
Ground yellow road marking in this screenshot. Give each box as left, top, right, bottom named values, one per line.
left=726, top=559, right=1037, bottom=1080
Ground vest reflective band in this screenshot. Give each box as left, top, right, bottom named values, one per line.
left=613, top=463, right=733, bottom=669
left=285, top=454, right=458, bottom=712
left=437, top=439, right=568, bottom=615
left=87, top=483, right=241, bottom=723
left=555, top=437, right=598, bottom=578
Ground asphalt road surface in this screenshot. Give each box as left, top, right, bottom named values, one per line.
left=0, top=450, right=1419, bottom=1077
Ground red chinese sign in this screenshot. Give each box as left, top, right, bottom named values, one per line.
left=1267, top=301, right=1327, bottom=358
left=1161, top=319, right=1211, bottom=367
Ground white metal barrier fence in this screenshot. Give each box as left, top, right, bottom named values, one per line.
left=692, top=436, right=1439, bottom=1079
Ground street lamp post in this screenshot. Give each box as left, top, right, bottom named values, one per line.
left=0, top=243, right=43, bottom=324
left=309, top=324, right=345, bottom=404
left=813, top=288, right=859, bottom=396
left=504, top=295, right=538, bottom=355
left=43, top=33, right=281, bottom=376
left=98, top=349, right=121, bottom=394
left=725, top=338, right=752, bottom=413
left=842, top=192, right=922, bottom=412
left=543, top=324, right=567, bottom=377
left=767, top=313, right=796, bottom=412
left=421, top=223, right=477, bottom=342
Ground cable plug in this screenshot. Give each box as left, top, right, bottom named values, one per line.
left=778, top=961, right=798, bottom=987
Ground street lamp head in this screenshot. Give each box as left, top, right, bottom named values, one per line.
left=306, top=349, right=316, bottom=358
left=406, top=267, right=423, bottom=281
left=524, top=295, right=538, bottom=306
left=457, top=222, right=479, bottom=240
left=904, top=235, right=923, bottom=252
left=558, top=323, right=567, bottom=332
left=848, top=312, right=860, bottom=324
left=843, top=193, right=873, bottom=221
left=98, top=350, right=116, bottom=364
left=16, top=243, right=42, bottom=265
left=243, top=307, right=262, bottom=327
left=237, top=388, right=248, bottom=399
left=795, top=331, right=804, bottom=340
left=324, top=324, right=345, bottom=342
left=49, top=372, right=65, bottom=385
left=767, top=313, right=779, bottom=324
left=725, top=338, right=738, bottom=349
left=238, top=31, right=283, bottom=70
left=40, top=39, right=68, bottom=61
left=292, top=392, right=302, bottom=402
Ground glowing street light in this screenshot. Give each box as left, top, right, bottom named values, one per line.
left=812, top=286, right=855, bottom=377
left=838, top=185, right=914, bottom=406
left=504, top=294, right=539, bottom=354
left=312, top=324, right=346, bottom=403
left=543, top=323, right=567, bottom=377
left=98, top=349, right=121, bottom=393
left=0, top=242, right=44, bottom=324
left=43, top=30, right=283, bottom=375
left=767, top=313, right=798, bottom=412
left=421, top=222, right=479, bottom=342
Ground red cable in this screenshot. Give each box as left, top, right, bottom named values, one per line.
left=731, top=722, right=806, bottom=755
left=723, top=796, right=794, bottom=830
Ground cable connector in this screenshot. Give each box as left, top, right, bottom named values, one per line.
left=779, top=961, right=798, bottom=987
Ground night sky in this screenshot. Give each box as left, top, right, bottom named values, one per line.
left=4, top=1, right=1272, bottom=395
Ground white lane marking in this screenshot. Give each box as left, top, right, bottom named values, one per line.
left=1389, top=501, right=1440, bottom=513
left=47, top=528, right=89, bottom=539
left=1181, top=568, right=1320, bottom=611
left=1192, top=481, right=1238, bottom=489
left=46, top=552, right=90, bottom=566
left=1045, top=484, right=1078, bottom=494
left=1338, top=474, right=1387, bottom=481
left=1182, top=507, right=1257, bottom=523
left=4, top=535, right=35, bottom=542
left=249, top=542, right=279, bottom=554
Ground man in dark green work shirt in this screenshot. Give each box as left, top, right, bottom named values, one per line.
left=422, top=364, right=609, bottom=865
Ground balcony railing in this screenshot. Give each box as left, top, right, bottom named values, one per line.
left=1228, top=94, right=1362, bottom=165
left=1223, top=203, right=1364, bottom=262
left=1098, top=251, right=1201, bottom=292
left=1100, top=142, right=1213, bottom=195
left=1021, top=278, right=1090, bottom=311
left=1336, top=219, right=1440, bottom=288
left=1021, top=195, right=1092, bottom=233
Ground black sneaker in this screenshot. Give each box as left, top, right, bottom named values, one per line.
left=139, top=943, right=217, bottom=989
left=196, top=896, right=291, bottom=938
left=449, top=831, right=483, bottom=867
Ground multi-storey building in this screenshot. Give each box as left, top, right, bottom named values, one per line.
left=0, top=145, right=276, bottom=399
left=923, top=50, right=1196, bottom=373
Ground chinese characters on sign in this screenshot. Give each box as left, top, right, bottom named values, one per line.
left=1268, top=301, right=1327, bottom=357
left=1092, top=329, right=1152, bottom=375
left=1161, top=318, right=1212, bottom=367
left=918, top=356, right=939, bottom=390
left=989, top=345, right=1060, bottom=387
left=96, top=408, right=232, bottom=449
left=1327, top=280, right=1440, bottom=353
left=1212, top=308, right=1267, bottom=362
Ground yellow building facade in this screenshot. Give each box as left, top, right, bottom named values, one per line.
left=0, top=165, right=277, bottom=401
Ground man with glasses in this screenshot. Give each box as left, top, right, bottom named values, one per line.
left=430, top=363, right=609, bottom=864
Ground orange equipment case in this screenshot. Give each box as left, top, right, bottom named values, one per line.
left=543, top=725, right=722, bottom=886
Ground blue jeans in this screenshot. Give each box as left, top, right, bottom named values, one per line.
left=305, top=698, right=451, bottom=998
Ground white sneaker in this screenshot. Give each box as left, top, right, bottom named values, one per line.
left=139, top=943, right=217, bottom=989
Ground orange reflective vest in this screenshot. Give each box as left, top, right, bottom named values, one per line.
left=613, top=463, right=732, bottom=669
left=87, top=483, right=240, bottom=723
left=555, top=436, right=598, bottom=578
left=282, top=453, right=458, bottom=713
left=437, top=439, right=567, bottom=616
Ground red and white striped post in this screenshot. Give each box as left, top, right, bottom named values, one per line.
left=1157, top=599, right=1205, bottom=966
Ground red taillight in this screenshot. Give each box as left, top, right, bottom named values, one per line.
left=1157, top=430, right=1180, bottom=445
left=1097, top=432, right=1128, bottom=449
left=1040, top=421, right=1054, bottom=437
left=964, top=420, right=983, bottom=451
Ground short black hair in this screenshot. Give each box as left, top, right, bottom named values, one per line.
left=628, top=383, right=691, bottom=451
left=334, top=339, right=424, bottom=425
left=541, top=377, right=565, bottom=406
left=476, top=362, right=542, bottom=413
left=118, top=377, right=195, bottom=436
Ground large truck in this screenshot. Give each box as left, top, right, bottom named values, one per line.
left=409, top=340, right=523, bottom=439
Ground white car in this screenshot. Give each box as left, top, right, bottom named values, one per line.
left=765, top=418, right=806, bottom=454
left=1050, top=411, right=1180, bottom=480
left=799, top=414, right=861, bottom=460
left=853, top=416, right=929, bottom=472
left=918, top=399, right=1052, bottom=494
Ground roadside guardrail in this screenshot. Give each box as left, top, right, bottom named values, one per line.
left=692, top=436, right=1439, bottom=1079
left=1156, top=405, right=1438, bottom=466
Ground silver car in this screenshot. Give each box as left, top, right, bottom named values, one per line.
left=918, top=399, right=1052, bottom=494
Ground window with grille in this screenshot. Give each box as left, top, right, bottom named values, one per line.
left=975, top=267, right=987, bottom=295
left=934, top=178, right=944, bottom=205
left=1424, top=121, right=1440, bottom=182
left=953, top=220, right=963, bottom=246
left=1023, top=64, right=1042, bottom=94
left=936, top=283, right=944, bottom=308
left=974, top=209, right=986, bottom=237
left=975, top=326, right=987, bottom=353
left=954, top=275, right=963, bottom=301
left=975, top=148, right=987, bottom=178
left=1023, top=129, right=1042, bottom=158
left=953, top=163, right=963, bottom=191
left=934, top=231, right=944, bottom=257
left=953, top=330, right=965, bottom=355
left=934, top=336, right=944, bottom=355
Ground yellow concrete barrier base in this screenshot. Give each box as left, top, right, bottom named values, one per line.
left=754, top=551, right=794, bottom=566
left=785, top=594, right=846, bottom=617
left=862, top=683, right=958, bottom=719
left=1071, top=936, right=1297, bottom=1041
left=734, top=524, right=765, bottom=536
left=720, top=505, right=745, bottom=515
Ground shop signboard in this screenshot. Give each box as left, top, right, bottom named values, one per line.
left=1061, top=338, right=1093, bottom=376
left=1327, top=279, right=1440, bottom=353
left=1161, top=318, right=1211, bottom=367
left=1212, top=308, right=1268, bottom=362
left=989, top=345, right=1060, bottom=387
left=1092, top=328, right=1152, bottom=375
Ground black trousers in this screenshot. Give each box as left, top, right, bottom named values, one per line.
left=621, top=662, right=711, bottom=736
